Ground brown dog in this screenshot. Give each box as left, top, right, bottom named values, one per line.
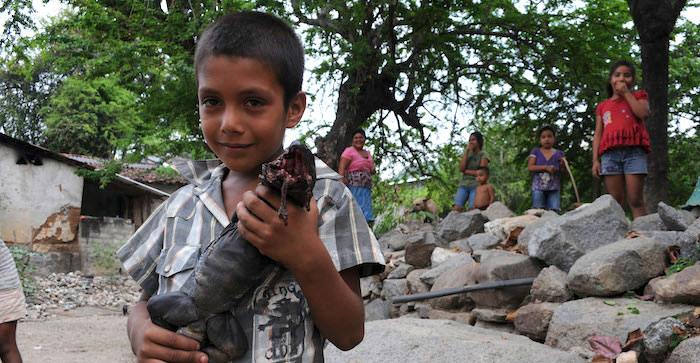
left=411, top=198, right=440, bottom=223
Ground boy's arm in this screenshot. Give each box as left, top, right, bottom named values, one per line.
left=488, top=185, right=495, bottom=205
left=236, top=185, right=365, bottom=350
left=127, top=291, right=207, bottom=363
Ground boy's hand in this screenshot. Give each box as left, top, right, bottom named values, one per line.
left=236, top=184, right=321, bottom=271
left=131, top=317, right=207, bottom=363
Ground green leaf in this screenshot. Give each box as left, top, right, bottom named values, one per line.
left=604, top=301, right=617, bottom=306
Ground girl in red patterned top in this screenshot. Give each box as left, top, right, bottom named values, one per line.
left=592, top=60, right=650, bottom=218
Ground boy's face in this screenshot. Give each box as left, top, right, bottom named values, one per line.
left=198, top=55, right=305, bottom=175
left=476, top=170, right=489, bottom=184
left=539, top=130, right=555, bottom=149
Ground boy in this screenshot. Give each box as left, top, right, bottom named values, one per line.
left=117, top=11, right=385, bottom=363
left=471, top=167, right=495, bottom=211
left=0, top=234, right=25, bottom=363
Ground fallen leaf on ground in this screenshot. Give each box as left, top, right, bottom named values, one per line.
left=506, top=311, right=517, bottom=322
left=588, top=334, right=622, bottom=359
left=667, top=245, right=681, bottom=264
left=626, top=231, right=646, bottom=239
left=635, top=294, right=654, bottom=301
left=591, top=354, right=614, bottom=363
left=603, top=301, right=617, bottom=306
left=621, top=328, right=644, bottom=351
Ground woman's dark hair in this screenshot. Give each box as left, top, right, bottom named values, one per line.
left=352, top=129, right=366, bottom=138
left=606, top=60, right=637, bottom=98
left=470, top=131, right=484, bottom=149
left=537, top=125, right=556, bottom=138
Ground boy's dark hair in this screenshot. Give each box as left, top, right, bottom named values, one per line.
left=537, top=125, right=556, bottom=138
left=353, top=129, right=366, bottom=138
left=194, top=11, right=305, bottom=108
left=606, top=60, right=636, bottom=98
left=477, top=166, right=490, bottom=175
left=470, top=131, right=484, bottom=149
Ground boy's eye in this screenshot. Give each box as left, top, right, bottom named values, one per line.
left=201, top=97, right=220, bottom=107
left=245, top=98, right=265, bottom=107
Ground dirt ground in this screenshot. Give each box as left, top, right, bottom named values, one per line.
left=16, top=306, right=134, bottom=362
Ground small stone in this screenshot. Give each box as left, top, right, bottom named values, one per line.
left=514, top=302, right=559, bottom=342
left=643, top=317, right=684, bottom=363
left=652, top=265, right=700, bottom=305
left=530, top=266, right=573, bottom=303
left=472, top=308, right=509, bottom=323
left=658, top=202, right=696, bottom=231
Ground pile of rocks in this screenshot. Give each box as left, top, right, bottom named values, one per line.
left=24, top=271, right=142, bottom=319
left=356, top=196, right=700, bottom=362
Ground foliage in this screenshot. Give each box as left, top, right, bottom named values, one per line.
left=89, top=241, right=121, bottom=276
left=8, top=246, right=38, bottom=295
left=665, top=254, right=698, bottom=277
left=74, top=160, right=123, bottom=189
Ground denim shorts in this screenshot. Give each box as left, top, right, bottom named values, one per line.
left=532, top=189, right=561, bottom=211
left=600, top=147, right=648, bottom=175
left=454, top=186, right=476, bottom=209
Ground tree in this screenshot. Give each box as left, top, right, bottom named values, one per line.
left=626, top=0, right=688, bottom=213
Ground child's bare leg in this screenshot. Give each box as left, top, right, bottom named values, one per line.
left=453, top=205, right=463, bottom=212
left=0, top=321, right=22, bottom=363
left=603, top=174, right=625, bottom=208
left=625, top=174, right=647, bottom=218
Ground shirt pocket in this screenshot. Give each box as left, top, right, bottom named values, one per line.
left=155, top=244, right=200, bottom=292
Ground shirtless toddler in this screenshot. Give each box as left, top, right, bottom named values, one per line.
left=471, top=167, right=495, bottom=211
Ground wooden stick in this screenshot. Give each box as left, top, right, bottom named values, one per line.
left=562, top=157, right=580, bottom=203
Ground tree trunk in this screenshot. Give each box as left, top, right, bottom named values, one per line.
left=626, top=0, right=686, bottom=213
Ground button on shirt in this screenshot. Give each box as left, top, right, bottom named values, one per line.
left=117, top=157, right=385, bottom=363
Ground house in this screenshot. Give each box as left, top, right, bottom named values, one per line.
left=0, top=133, right=187, bottom=274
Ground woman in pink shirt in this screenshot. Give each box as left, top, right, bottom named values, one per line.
left=338, top=129, right=377, bottom=224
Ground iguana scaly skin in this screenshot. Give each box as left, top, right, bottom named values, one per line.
left=146, top=141, right=316, bottom=362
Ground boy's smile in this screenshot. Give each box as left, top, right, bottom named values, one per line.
left=198, top=55, right=305, bottom=175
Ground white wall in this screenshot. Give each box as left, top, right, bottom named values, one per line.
left=0, top=143, right=84, bottom=245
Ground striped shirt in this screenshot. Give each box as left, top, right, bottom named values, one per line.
left=118, top=157, right=385, bottom=363
left=0, top=236, right=22, bottom=292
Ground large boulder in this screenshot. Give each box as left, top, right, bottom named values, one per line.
left=466, top=233, right=500, bottom=251
left=642, top=317, right=685, bottom=363
left=484, top=215, right=539, bottom=241
left=419, top=253, right=475, bottom=287
left=426, top=310, right=474, bottom=325
left=364, top=299, right=391, bottom=321
left=658, top=202, right=696, bottom=231
left=324, top=318, right=587, bottom=363
left=665, top=336, right=700, bottom=363
left=405, top=268, right=430, bottom=294
left=404, top=232, right=438, bottom=268
left=686, top=218, right=700, bottom=239
left=430, top=247, right=460, bottom=267
left=514, top=302, right=560, bottom=342
left=527, top=195, right=630, bottom=271
left=448, top=237, right=472, bottom=252
left=429, top=264, right=476, bottom=310
left=380, top=279, right=408, bottom=301
left=472, top=308, right=509, bottom=323
left=378, top=229, right=409, bottom=251
left=566, top=237, right=667, bottom=297
left=651, top=265, right=700, bottom=305
left=517, top=212, right=559, bottom=252
left=630, top=213, right=665, bottom=232
left=484, top=202, right=515, bottom=221
left=386, top=263, right=413, bottom=279
left=467, top=252, right=545, bottom=308
left=436, top=210, right=488, bottom=242
left=530, top=266, right=573, bottom=303
left=643, top=230, right=699, bottom=259
left=545, top=297, right=694, bottom=351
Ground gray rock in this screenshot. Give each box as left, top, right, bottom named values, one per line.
left=685, top=217, right=700, bottom=239
left=517, top=213, right=558, bottom=252
left=473, top=320, right=516, bottom=334
left=387, top=263, right=413, bottom=279
left=404, top=232, right=437, bottom=268
left=419, top=253, right=475, bottom=286
left=523, top=208, right=546, bottom=217
left=652, top=265, right=700, bottom=305
left=324, top=318, right=587, bottom=363
left=466, top=233, right=501, bottom=251
left=658, top=202, right=696, bottom=231
left=665, top=336, right=700, bottom=363
left=484, top=215, right=539, bottom=241
left=527, top=194, right=630, bottom=271
left=429, top=265, right=476, bottom=310
left=643, top=230, right=699, bottom=259
left=405, top=268, right=430, bottom=294
left=643, top=317, right=685, bottom=362
left=364, top=299, right=391, bottom=321
left=436, top=210, right=488, bottom=242
left=484, top=201, right=515, bottom=221
left=471, top=249, right=515, bottom=263
left=530, top=266, right=573, bottom=303
left=472, top=308, right=509, bottom=323
left=545, top=297, right=694, bottom=352
left=360, top=276, right=373, bottom=298
left=514, top=302, right=559, bottom=342
left=430, top=247, right=460, bottom=267
left=378, top=229, right=408, bottom=251
left=448, top=237, right=472, bottom=252
left=467, top=253, right=545, bottom=308
left=566, top=237, right=667, bottom=297
left=426, top=310, right=474, bottom=325
left=380, top=279, right=408, bottom=301
left=630, top=213, right=665, bottom=232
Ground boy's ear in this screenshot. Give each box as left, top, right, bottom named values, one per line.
left=285, top=91, right=307, bottom=128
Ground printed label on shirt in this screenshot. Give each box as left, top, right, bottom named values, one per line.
left=252, top=277, right=310, bottom=362
left=603, top=111, right=612, bottom=126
